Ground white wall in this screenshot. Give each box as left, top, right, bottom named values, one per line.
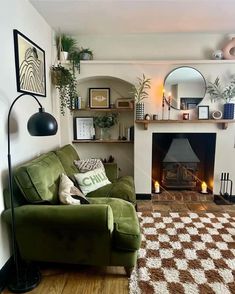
left=0, top=0, right=60, bottom=269
left=74, top=34, right=235, bottom=196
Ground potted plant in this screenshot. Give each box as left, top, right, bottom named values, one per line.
left=79, top=48, right=93, bottom=60
left=51, top=64, right=77, bottom=115
left=132, top=74, right=151, bottom=120
left=94, top=113, right=118, bottom=140
left=56, top=34, right=77, bottom=61
left=207, top=76, right=235, bottom=119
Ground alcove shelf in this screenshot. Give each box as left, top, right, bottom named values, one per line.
left=135, top=119, right=235, bottom=130
left=71, top=108, right=133, bottom=112
left=72, top=140, right=134, bottom=143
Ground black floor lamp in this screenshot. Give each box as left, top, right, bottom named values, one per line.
left=7, top=93, right=58, bottom=293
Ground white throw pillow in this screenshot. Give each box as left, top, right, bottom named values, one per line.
left=74, top=168, right=111, bottom=195
left=59, top=173, right=86, bottom=205
left=74, top=158, right=104, bottom=172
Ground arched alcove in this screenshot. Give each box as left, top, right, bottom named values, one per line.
left=67, top=75, right=135, bottom=177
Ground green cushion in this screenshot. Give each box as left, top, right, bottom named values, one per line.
left=88, top=197, right=141, bottom=251
left=87, top=176, right=136, bottom=204
left=14, top=152, right=64, bottom=204
left=54, top=144, right=80, bottom=180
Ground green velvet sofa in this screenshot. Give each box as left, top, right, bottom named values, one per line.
left=2, top=144, right=141, bottom=275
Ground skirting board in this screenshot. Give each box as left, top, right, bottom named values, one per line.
left=0, top=256, right=13, bottom=292
left=136, top=194, right=151, bottom=200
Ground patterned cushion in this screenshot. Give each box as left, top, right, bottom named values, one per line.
left=74, top=168, right=111, bottom=195
left=74, top=158, right=104, bottom=172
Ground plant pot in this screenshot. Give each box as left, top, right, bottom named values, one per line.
left=223, top=103, right=235, bottom=119
left=136, top=103, right=144, bottom=120
left=60, top=51, right=69, bottom=61
left=80, top=53, right=93, bottom=60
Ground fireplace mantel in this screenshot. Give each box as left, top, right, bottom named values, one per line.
left=135, top=119, right=235, bottom=130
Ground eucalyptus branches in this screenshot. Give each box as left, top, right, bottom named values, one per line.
left=133, top=74, right=151, bottom=104
left=207, top=76, right=235, bottom=103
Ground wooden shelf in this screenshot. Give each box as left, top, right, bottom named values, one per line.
left=72, top=140, right=134, bottom=143
left=81, top=60, right=235, bottom=65
left=71, top=108, right=133, bottom=112
left=135, top=119, right=235, bottom=130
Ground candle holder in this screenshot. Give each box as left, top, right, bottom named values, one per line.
left=167, top=95, right=171, bottom=120
left=161, top=92, right=165, bottom=120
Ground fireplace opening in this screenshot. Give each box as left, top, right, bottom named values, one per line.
left=152, top=133, right=216, bottom=193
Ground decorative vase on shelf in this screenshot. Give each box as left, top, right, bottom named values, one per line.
left=100, top=128, right=111, bottom=140
left=136, top=103, right=144, bottom=120
left=223, top=103, right=235, bottom=119
left=222, top=38, right=235, bottom=60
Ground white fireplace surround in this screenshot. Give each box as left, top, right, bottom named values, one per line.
left=69, top=60, right=235, bottom=196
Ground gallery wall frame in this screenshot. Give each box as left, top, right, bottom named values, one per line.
left=13, top=29, right=46, bottom=97
left=89, top=88, right=110, bottom=109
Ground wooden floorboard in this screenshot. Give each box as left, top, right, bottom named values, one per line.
left=2, top=265, right=129, bottom=294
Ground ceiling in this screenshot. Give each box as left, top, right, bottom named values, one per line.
left=29, top=0, right=235, bottom=35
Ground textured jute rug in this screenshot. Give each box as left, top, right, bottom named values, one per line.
left=129, top=212, right=235, bottom=294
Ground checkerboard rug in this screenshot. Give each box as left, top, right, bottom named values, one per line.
left=129, top=212, right=235, bottom=294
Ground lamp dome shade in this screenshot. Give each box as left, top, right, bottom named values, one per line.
left=27, top=108, right=58, bottom=136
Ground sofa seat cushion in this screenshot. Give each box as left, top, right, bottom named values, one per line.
left=87, top=176, right=136, bottom=204
left=14, top=152, right=65, bottom=204
left=88, top=197, right=141, bottom=251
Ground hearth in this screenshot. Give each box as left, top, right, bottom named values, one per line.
left=152, top=133, right=216, bottom=193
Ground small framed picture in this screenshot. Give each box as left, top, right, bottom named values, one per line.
left=198, top=106, right=209, bottom=120
left=74, top=117, right=95, bottom=140
left=89, top=88, right=110, bottom=109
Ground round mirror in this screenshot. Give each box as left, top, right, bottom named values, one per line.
left=164, top=66, right=206, bottom=110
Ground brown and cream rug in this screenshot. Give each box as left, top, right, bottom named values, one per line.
left=129, top=212, right=235, bottom=294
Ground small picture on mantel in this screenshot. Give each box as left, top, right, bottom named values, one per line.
left=198, top=106, right=209, bottom=120
left=89, top=88, right=110, bottom=109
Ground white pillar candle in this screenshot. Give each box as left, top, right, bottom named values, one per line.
left=201, top=181, right=207, bottom=193
left=155, top=181, right=160, bottom=193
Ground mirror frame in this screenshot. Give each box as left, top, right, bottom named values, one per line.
left=163, top=66, right=206, bottom=110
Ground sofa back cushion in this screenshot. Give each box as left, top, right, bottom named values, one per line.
left=14, top=152, right=65, bottom=204
left=54, top=144, right=80, bottom=180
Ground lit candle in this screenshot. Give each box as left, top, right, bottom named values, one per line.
left=201, top=181, right=207, bottom=193
left=155, top=181, right=160, bottom=193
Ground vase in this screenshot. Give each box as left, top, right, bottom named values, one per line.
left=222, top=38, right=235, bottom=60
left=223, top=103, right=235, bottom=119
left=136, top=103, right=144, bottom=120
left=100, top=128, right=111, bottom=140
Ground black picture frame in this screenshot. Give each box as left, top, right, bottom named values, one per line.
left=13, top=29, right=46, bottom=97
left=74, top=117, right=95, bottom=140
left=198, top=105, right=209, bottom=120
left=89, top=88, right=110, bottom=109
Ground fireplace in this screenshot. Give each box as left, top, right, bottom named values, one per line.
left=162, top=138, right=200, bottom=189
left=152, top=133, right=216, bottom=193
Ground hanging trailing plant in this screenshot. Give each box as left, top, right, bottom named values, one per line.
left=51, top=64, right=77, bottom=115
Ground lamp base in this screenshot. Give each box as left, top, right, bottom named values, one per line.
left=8, top=263, right=41, bottom=293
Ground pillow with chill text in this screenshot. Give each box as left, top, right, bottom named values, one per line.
left=74, top=168, right=111, bottom=195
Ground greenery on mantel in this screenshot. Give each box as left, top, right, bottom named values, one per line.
left=207, top=76, right=235, bottom=104
left=132, top=74, right=151, bottom=104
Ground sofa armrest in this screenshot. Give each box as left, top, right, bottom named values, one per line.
left=2, top=204, right=114, bottom=232
left=104, top=163, right=118, bottom=182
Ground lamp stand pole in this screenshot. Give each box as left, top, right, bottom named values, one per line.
left=6, top=93, right=57, bottom=293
